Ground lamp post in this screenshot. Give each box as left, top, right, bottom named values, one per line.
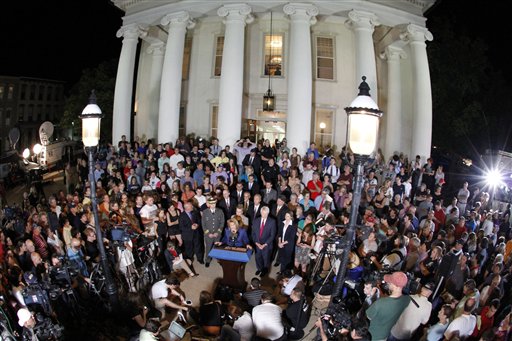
left=80, top=90, right=118, bottom=306
left=329, top=76, right=382, bottom=306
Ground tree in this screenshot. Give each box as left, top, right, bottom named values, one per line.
left=58, top=59, right=117, bottom=142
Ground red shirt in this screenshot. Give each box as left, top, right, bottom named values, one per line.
left=307, top=180, right=323, bottom=200
left=433, top=208, right=446, bottom=233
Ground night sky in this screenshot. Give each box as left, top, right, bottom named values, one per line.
left=0, top=0, right=122, bottom=87
left=1, top=1, right=509, bottom=88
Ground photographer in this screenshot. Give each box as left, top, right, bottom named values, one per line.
left=283, top=287, right=310, bottom=340
left=17, top=308, right=37, bottom=341
left=314, top=310, right=369, bottom=341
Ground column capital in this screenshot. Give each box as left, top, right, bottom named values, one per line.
left=283, top=3, right=318, bottom=25
left=161, top=11, right=196, bottom=29
left=400, top=24, right=433, bottom=43
left=116, top=24, right=148, bottom=40
left=147, top=42, right=165, bottom=56
left=345, top=10, right=380, bottom=31
left=217, top=4, right=254, bottom=25
left=380, top=45, right=407, bottom=61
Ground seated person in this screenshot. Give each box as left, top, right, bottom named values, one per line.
left=150, top=275, right=190, bottom=320
left=215, top=219, right=252, bottom=249
left=242, top=277, right=267, bottom=309
left=219, top=303, right=255, bottom=341
left=139, top=319, right=161, bottom=341
left=163, top=241, right=197, bottom=277
left=198, top=290, right=224, bottom=336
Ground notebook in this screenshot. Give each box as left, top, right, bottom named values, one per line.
left=169, top=321, right=186, bottom=338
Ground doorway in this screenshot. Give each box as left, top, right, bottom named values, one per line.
left=243, top=119, right=286, bottom=143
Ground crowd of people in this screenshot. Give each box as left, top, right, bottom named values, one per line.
left=0, top=134, right=512, bottom=341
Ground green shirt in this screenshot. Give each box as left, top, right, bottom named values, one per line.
left=366, top=295, right=410, bottom=340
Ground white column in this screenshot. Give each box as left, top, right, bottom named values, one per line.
left=284, top=3, right=318, bottom=156
left=146, top=43, right=165, bottom=142
left=217, top=4, right=253, bottom=147
left=345, top=10, right=380, bottom=104
left=402, top=24, right=434, bottom=161
left=382, top=45, right=406, bottom=159
left=113, top=24, right=147, bottom=145
left=158, top=12, right=195, bottom=145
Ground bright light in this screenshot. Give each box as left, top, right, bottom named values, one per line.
left=33, top=143, right=42, bottom=154
left=22, top=148, right=30, bottom=159
left=485, top=169, right=503, bottom=187
left=319, top=122, right=326, bottom=129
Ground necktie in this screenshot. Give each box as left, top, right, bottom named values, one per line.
left=250, top=157, right=254, bottom=164
left=249, top=183, right=252, bottom=190
left=320, top=198, right=325, bottom=209
left=259, top=219, right=265, bottom=238
left=226, top=199, right=230, bottom=207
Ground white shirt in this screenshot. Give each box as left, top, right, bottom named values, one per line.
left=391, top=294, right=432, bottom=339
left=195, top=194, right=206, bottom=207
left=169, top=154, right=184, bottom=171
left=444, top=314, right=476, bottom=338
left=151, top=279, right=168, bottom=300
left=233, top=312, right=255, bottom=341
left=252, top=302, right=284, bottom=340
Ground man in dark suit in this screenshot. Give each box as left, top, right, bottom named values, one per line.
left=251, top=206, right=276, bottom=277
left=247, top=194, right=263, bottom=227
left=261, top=181, right=278, bottom=207
left=218, top=189, right=237, bottom=223
left=231, top=182, right=245, bottom=205
left=242, top=148, right=261, bottom=178
left=244, top=174, right=260, bottom=197
left=179, top=201, right=204, bottom=263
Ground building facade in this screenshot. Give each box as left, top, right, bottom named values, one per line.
left=112, top=0, right=435, bottom=160
left=0, top=76, right=65, bottom=152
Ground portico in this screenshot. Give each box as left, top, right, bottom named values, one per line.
left=112, top=0, right=435, bottom=161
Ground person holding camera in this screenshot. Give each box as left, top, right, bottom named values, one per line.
left=218, top=303, right=254, bottom=341
left=314, top=314, right=370, bottom=341
left=283, top=286, right=310, bottom=340
left=17, top=308, right=38, bottom=341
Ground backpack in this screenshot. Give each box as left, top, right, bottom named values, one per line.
left=386, top=250, right=405, bottom=271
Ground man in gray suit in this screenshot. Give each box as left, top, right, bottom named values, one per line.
left=261, top=181, right=278, bottom=207
left=202, top=197, right=225, bottom=267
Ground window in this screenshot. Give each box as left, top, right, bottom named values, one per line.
left=182, top=36, right=193, bottom=80
left=47, top=86, right=53, bottom=101
left=0, top=86, right=4, bottom=100
left=210, top=105, right=218, bottom=137
left=7, top=85, right=14, bottom=100
left=5, top=108, right=11, bottom=125
left=264, top=34, right=283, bottom=76
left=38, top=86, right=44, bottom=101
left=213, top=36, right=224, bottom=77
left=27, top=104, right=34, bottom=121
left=20, top=84, right=26, bottom=100
left=316, top=36, right=335, bottom=80
left=314, top=109, right=334, bottom=150
left=30, top=85, right=36, bottom=100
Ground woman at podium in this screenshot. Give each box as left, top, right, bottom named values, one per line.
left=216, top=219, right=252, bottom=249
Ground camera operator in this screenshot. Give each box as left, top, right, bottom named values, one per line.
left=283, top=287, right=310, bottom=340
left=369, top=235, right=407, bottom=272
left=17, top=308, right=38, bottom=341
left=314, top=312, right=371, bottom=341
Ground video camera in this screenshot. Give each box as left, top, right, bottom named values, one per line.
left=32, top=312, right=64, bottom=340
left=365, top=269, right=420, bottom=296
left=321, top=303, right=352, bottom=340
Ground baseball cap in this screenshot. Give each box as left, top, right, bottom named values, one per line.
left=383, top=271, right=408, bottom=288
left=17, top=308, right=32, bottom=327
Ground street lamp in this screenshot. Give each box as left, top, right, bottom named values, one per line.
left=330, top=76, right=382, bottom=306
left=80, top=90, right=118, bottom=306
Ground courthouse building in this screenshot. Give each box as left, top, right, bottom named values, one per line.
left=111, top=0, right=436, bottom=160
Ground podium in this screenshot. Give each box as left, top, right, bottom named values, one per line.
left=208, top=246, right=252, bottom=290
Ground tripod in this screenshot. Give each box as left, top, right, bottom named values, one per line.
left=309, top=243, right=339, bottom=286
